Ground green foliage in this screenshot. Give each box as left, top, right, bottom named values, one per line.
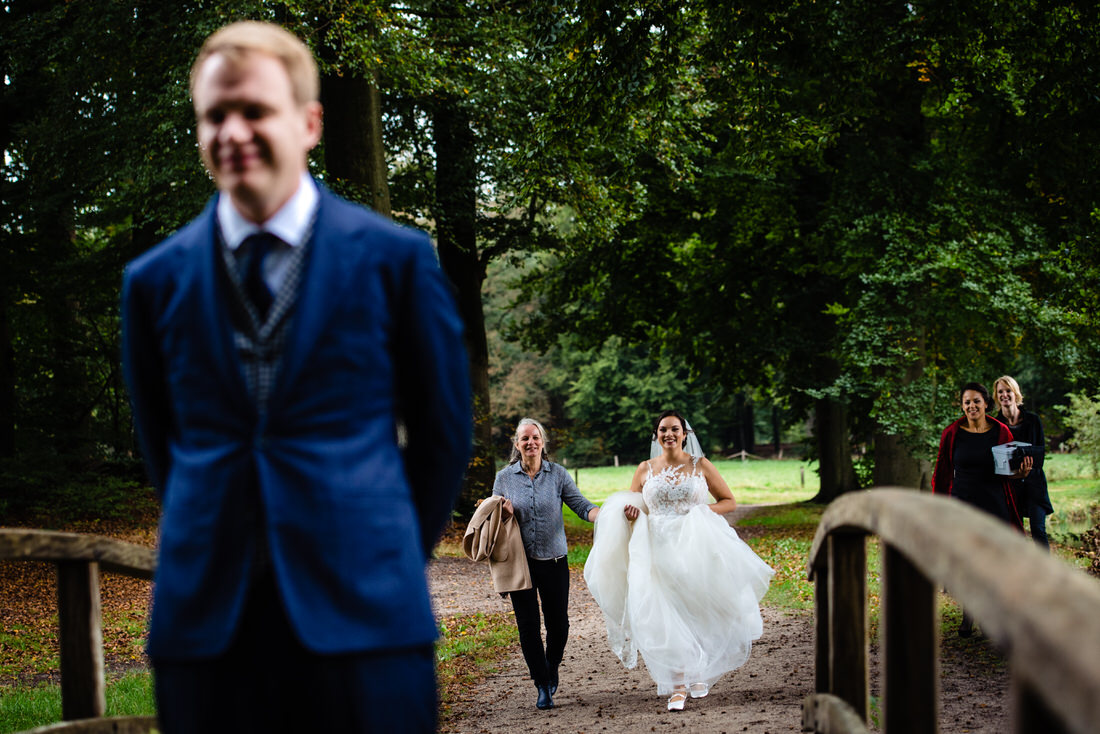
left=852, top=455, right=875, bottom=490
left=2, top=0, right=254, bottom=463
left=5, top=0, right=1100, bottom=513
left=486, top=256, right=803, bottom=468
left=1059, top=393, right=1100, bottom=476
left=0, top=459, right=157, bottom=527
left=508, top=0, right=1100, bottom=492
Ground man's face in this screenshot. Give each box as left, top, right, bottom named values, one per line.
left=193, top=51, right=321, bottom=223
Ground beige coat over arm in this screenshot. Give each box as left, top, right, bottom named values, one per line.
left=463, top=495, right=532, bottom=593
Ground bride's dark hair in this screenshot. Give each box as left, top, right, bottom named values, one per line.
left=651, top=409, right=689, bottom=449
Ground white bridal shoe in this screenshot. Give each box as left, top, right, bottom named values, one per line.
left=689, top=682, right=709, bottom=698
left=667, top=689, right=688, bottom=711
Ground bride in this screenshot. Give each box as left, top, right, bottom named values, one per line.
left=584, top=409, right=774, bottom=711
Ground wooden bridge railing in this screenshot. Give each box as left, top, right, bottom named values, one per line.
left=803, top=488, right=1100, bottom=734
left=0, top=528, right=157, bottom=729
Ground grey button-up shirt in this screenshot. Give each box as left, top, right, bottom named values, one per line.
left=492, top=460, right=597, bottom=560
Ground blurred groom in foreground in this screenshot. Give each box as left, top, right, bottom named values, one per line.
left=121, top=20, right=471, bottom=733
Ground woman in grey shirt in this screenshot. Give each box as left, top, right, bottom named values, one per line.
left=494, top=418, right=599, bottom=711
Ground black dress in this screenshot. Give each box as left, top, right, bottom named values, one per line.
left=951, top=427, right=1014, bottom=523
left=999, top=410, right=1052, bottom=514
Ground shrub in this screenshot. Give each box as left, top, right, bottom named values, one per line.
left=1075, top=524, right=1100, bottom=579
left=1058, top=393, right=1100, bottom=477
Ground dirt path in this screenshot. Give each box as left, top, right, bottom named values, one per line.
left=428, top=509, right=1011, bottom=734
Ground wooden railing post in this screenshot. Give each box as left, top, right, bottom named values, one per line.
left=814, top=561, right=830, bottom=694
left=56, top=560, right=106, bottom=720
left=827, top=532, right=868, bottom=723
left=1012, top=669, right=1070, bottom=734
left=883, top=544, right=938, bottom=734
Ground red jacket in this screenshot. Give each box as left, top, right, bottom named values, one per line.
left=932, top=416, right=1022, bottom=530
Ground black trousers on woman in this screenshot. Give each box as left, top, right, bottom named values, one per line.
left=509, top=556, right=570, bottom=687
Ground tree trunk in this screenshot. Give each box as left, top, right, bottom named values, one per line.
left=742, top=394, right=755, bottom=454
left=812, top=396, right=858, bottom=503
left=0, top=302, right=14, bottom=457
left=772, top=404, right=782, bottom=457
left=872, top=338, right=932, bottom=489
left=0, top=42, right=11, bottom=458
left=433, top=96, right=495, bottom=520
left=872, top=431, right=930, bottom=489
left=37, top=202, right=92, bottom=460
left=320, top=71, right=391, bottom=217
left=811, top=359, right=858, bottom=503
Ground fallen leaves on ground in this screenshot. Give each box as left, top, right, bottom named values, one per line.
left=1, top=519, right=156, bottom=688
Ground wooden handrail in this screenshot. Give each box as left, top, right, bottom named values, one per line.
left=0, top=529, right=156, bottom=579
left=804, top=488, right=1100, bottom=734
left=0, top=528, right=156, bottom=726
left=20, top=716, right=158, bottom=734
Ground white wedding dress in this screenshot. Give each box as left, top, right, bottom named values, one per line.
left=584, top=458, right=774, bottom=695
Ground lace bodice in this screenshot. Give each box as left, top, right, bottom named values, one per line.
left=642, top=458, right=709, bottom=516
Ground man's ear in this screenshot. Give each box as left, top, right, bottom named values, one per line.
left=304, top=101, right=323, bottom=150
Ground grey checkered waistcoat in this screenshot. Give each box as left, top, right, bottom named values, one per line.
left=219, top=234, right=311, bottom=412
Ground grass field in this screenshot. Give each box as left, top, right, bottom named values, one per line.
left=1044, top=454, right=1100, bottom=543
left=568, top=457, right=821, bottom=505
left=0, top=673, right=154, bottom=733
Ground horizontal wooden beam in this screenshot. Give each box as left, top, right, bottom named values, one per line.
left=20, top=715, right=158, bottom=733
left=0, top=529, right=155, bottom=579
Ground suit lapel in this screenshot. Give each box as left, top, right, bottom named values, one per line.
left=194, top=200, right=253, bottom=413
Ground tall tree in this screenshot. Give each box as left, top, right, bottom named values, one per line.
left=2, top=1, right=225, bottom=465
left=511, top=0, right=1100, bottom=501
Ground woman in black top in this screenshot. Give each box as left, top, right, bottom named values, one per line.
left=932, top=381, right=1032, bottom=636
left=994, top=375, right=1053, bottom=550
left=932, top=382, right=1030, bottom=525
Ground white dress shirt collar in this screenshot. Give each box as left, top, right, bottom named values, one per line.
left=218, top=172, right=320, bottom=250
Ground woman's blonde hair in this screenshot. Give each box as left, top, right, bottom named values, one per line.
left=994, top=375, right=1024, bottom=407
left=191, top=21, right=320, bottom=105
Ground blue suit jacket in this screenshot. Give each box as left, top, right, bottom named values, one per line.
left=121, top=185, right=471, bottom=659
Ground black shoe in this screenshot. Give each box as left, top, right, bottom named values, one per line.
left=549, top=666, right=559, bottom=695
left=536, top=684, right=554, bottom=710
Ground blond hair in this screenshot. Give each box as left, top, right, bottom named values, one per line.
left=994, top=375, right=1024, bottom=407
left=191, top=21, right=319, bottom=105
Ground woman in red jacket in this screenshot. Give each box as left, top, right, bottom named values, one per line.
left=932, top=381, right=1032, bottom=635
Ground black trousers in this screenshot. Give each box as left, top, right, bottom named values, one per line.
left=509, top=556, right=570, bottom=687
left=1028, top=503, right=1050, bottom=549
left=152, top=570, right=437, bottom=734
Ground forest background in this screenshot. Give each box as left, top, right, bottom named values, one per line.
left=3, top=0, right=1100, bottom=521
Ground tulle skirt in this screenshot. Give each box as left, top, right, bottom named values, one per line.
left=584, top=491, right=774, bottom=695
